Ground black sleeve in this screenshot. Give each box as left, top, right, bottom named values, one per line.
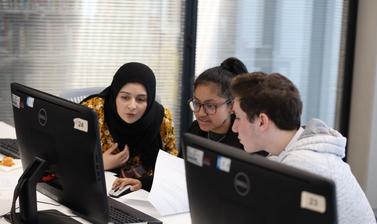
left=140, top=175, right=153, bottom=192
left=179, top=121, right=201, bottom=158
left=188, top=120, right=199, bottom=134
left=188, top=120, right=207, bottom=137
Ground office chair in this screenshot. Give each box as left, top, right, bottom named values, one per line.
left=59, top=87, right=104, bottom=103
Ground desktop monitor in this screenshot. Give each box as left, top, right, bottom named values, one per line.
left=182, top=133, right=337, bottom=224
left=11, top=83, right=109, bottom=223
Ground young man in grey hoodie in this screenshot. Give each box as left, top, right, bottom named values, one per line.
left=231, top=72, right=376, bottom=224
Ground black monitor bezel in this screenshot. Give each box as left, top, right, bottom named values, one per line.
left=182, top=133, right=337, bottom=224
left=11, top=82, right=110, bottom=224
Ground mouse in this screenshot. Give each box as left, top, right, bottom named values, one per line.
left=109, top=185, right=132, bottom=198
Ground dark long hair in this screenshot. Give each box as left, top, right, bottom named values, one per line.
left=194, top=57, right=248, bottom=99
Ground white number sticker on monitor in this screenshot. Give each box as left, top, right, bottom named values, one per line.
left=216, top=156, right=231, bottom=173
left=12, top=94, right=20, bottom=108
left=73, top=118, right=88, bottom=133
left=300, top=191, right=326, bottom=213
left=26, top=96, right=34, bottom=108
left=187, top=146, right=204, bottom=167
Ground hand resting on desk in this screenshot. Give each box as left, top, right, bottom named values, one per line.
left=109, top=185, right=131, bottom=198
left=112, top=177, right=141, bottom=193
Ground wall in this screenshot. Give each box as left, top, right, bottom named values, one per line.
left=348, top=0, right=377, bottom=208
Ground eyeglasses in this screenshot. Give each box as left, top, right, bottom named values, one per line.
left=188, top=98, right=232, bottom=115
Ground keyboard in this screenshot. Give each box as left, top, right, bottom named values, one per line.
left=108, top=198, right=162, bottom=224
left=0, top=138, right=20, bottom=159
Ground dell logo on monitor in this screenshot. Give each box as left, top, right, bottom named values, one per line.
left=38, top=108, right=47, bottom=126
left=234, top=172, right=250, bottom=196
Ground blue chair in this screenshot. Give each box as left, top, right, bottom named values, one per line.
left=59, top=87, right=104, bottom=103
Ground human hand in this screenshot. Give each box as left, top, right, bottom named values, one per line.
left=103, top=143, right=130, bottom=170
left=112, top=177, right=142, bottom=192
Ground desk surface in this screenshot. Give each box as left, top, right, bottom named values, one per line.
left=0, top=122, right=16, bottom=139
left=0, top=121, right=191, bottom=224
left=0, top=162, right=191, bottom=224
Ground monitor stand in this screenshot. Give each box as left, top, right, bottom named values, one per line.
left=9, top=157, right=80, bottom=224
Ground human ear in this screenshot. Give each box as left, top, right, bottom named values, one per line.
left=258, top=113, right=269, bottom=131
left=224, top=100, right=233, bottom=114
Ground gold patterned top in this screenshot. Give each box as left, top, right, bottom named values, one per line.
left=81, top=96, right=178, bottom=175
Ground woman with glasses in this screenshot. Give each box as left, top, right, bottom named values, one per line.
left=188, top=57, right=249, bottom=149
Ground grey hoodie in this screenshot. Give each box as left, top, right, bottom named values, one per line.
left=272, top=119, right=376, bottom=224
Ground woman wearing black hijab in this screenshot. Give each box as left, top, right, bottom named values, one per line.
left=81, top=62, right=178, bottom=191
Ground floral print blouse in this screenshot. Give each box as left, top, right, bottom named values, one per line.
left=81, top=96, right=178, bottom=177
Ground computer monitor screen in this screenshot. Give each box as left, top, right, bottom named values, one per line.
left=11, top=83, right=109, bottom=223
left=182, top=133, right=337, bottom=224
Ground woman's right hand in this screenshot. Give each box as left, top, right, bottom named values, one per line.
left=112, top=177, right=142, bottom=192
left=103, top=143, right=130, bottom=170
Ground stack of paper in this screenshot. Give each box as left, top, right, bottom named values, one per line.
left=148, top=150, right=189, bottom=216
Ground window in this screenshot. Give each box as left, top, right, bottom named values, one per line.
left=195, top=0, right=345, bottom=126
left=0, top=0, right=185, bottom=141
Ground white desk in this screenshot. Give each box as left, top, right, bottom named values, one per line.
left=0, top=121, right=191, bottom=224
left=0, top=168, right=191, bottom=223
left=0, top=122, right=16, bottom=139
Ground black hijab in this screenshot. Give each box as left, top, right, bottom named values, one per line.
left=98, top=62, right=164, bottom=169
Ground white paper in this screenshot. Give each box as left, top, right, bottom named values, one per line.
left=104, top=171, right=118, bottom=194
left=148, top=150, right=189, bottom=216
left=0, top=175, right=19, bottom=191
left=0, top=192, right=13, bottom=216
left=0, top=122, right=16, bottom=139
left=0, top=167, right=21, bottom=215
